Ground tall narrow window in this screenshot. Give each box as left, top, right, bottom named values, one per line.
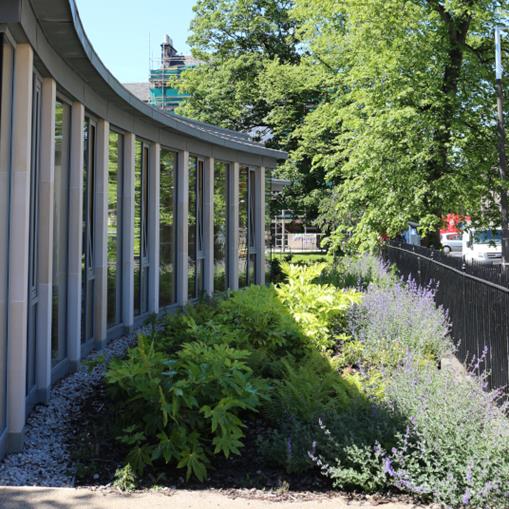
left=214, top=162, right=229, bottom=292
left=107, top=131, right=123, bottom=328
left=52, top=100, right=70, bottom=365
left=265, top=169, right=273, bottom=283
left=248, top=168, right=257, bottom=285
left=26, top=75, right=42, bottom=400
left=197, top=160, right=205, bottom=293
left=134, top=140, right=150, bottom=316
left=81, top=118, right=96, bottom=345
left=239, top=166, right=258, bottom=287
left=0, top=35, right=14, bottom=430
left=159, top=148, right=177, bottom=308
left=188, top=156, right=205, bottom=299
left=238, top=167, right=249, bottom=288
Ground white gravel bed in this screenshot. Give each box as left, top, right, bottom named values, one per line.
left=0, top=327, right=146, bottom=487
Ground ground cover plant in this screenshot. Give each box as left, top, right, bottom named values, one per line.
left=103, top=255, right=509, bottom=508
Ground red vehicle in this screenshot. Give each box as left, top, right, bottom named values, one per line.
left=440, top=214, right=470, bottom=235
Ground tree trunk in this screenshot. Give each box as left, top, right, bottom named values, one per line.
left=425, top=1, right=472, bottom=241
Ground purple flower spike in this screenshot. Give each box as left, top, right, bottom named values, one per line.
left=383, top=457, right=395, bottom=477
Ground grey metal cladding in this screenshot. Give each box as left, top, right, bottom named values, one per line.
left=24, top=0, right=287, bottom=162
left=0, top=0, right=21, bottom=23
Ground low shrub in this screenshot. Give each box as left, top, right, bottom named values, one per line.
left=216, top=285, right=308, bottom=376
left=318, top=358, right=509, bottom=508
left=267, top=353, right=362, bottom=424
left=276, top=263, right=362, bottom=351
left=383, top=359, right=509, bottom=508
left=259, top=352, right=366, bottom=474
left=348, top=278, right=452, bottom=369
left=106, top=332, right=268, bottom=481
left=319, top=254, right=396, bottom=290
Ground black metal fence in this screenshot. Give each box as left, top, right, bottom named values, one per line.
left=382, top=241, right=509, bottom=391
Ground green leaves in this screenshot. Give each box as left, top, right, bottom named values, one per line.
left=276, top=263, right=362, bottom=350
left=106, top=324, right=268, bottom=481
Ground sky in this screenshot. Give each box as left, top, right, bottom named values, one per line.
left=75, top=0, right=196, bottom=83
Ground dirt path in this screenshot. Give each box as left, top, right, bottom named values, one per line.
left=0, top=487, right=427, bottom=509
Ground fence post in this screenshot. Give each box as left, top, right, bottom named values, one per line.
left=461, top=260, right=467, bottom=362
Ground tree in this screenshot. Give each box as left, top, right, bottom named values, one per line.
left=180, top=0, right=509, bottom=251
left=176, top=0, right=299, bottom=134
left=289, top=0, right=506, bottom=250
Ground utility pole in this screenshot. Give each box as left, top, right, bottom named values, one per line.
left=495, top=27, right=509, bottom=270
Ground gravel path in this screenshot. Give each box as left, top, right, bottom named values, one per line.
left=0, top=329, right=142, bottom=487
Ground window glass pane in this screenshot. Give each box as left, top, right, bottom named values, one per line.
left=141, top=147, right=150, bottom=313
left=188, top=156, right=197, bottom=299
left=52, top=100, right=70, bottom=364
left=249, top=253, right=256, bottom=286
left=249, top=170, right=256, bottom=249
left=27, top=76, right=42, bottom=394
left=134, top=141, right=150, bottom=317
left=238, top=167, right=249, bottom=288
left=214, top=162, right=228, bottom=292
left=160, top=149, right=177, bottom=308
left=265, top=169, right=273, bottom=283
left=107, top=131, right=123, bottom=327
left=81, top=119, right=96, bottom=343
left=134, top=140, right=142, bottom=316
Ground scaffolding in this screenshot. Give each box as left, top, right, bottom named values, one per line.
left=149, top=35, right=196, bottom=111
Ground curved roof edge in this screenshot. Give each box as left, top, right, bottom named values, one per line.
left=28, top=0, right=288, bottom=161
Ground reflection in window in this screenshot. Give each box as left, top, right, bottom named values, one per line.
left=248, top=169, right=257, bottom=284
left=27, top=76, right=42, bottom=395
left=52, top=100, right=70, bottom=365
left=81, top=119, right=96, bottom=344
left=265, top=169, right=273, bottom=283
left=107, top=131, right=123, bottom=328
left=188, top=156, right=205, bottom=299
left=160, top=149, right=177, bottom=308
left=188, top=157, right=197, bottom=299
left=239, top=167, right=258, bottom=288
left=238, top=167, right=249, bottom=288
left=134, top=141, right=150, bottom=316
left=214, top=162, right=228, bottom=291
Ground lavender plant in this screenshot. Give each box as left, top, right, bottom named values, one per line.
left=381, top=359, right=509, bottom=508
left=317, top=358, right=509, bottom=508
left=347, top=278, right=453, bottom=369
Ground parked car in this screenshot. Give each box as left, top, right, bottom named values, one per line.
left=462, top=228, right=502, bottom=264
left=440, top=232, right=463, bottom=254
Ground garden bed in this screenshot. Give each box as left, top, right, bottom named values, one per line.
left=4, top=254, right=509, bottom=509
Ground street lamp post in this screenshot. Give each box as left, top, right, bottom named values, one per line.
left=495, top=26, right=509, bottom=270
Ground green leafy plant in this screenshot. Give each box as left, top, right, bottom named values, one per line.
left=107, top=334, right=268, bottom=481
left=216, top=285, right=308, bottom=376
left=276, top=263, right=362, bottom=351
left=112, top=463, right=138, bottom=492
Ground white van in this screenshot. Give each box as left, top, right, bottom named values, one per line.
left=462, top=229, right=502, bottom=264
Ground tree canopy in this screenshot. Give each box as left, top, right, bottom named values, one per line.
left=178, top=0, right=509, bottom=251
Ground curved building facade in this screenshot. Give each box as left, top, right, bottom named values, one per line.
left=0, top=0, right=286, bottom=457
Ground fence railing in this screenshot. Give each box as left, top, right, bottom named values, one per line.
left=382, top=241, right=509, bottom=392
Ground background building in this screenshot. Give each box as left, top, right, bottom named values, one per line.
left=123, top=35, right=198, bottom=111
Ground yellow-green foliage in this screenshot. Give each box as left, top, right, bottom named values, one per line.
left=276, top=263, right=362, bottom=351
